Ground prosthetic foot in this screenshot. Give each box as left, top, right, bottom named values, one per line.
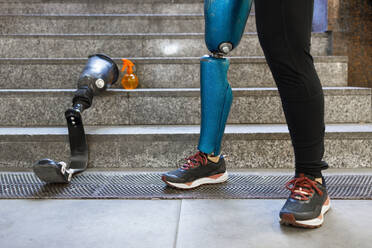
left=33, top=54, right=119, bottom=183
left=33, top=159, right=71, bottom=183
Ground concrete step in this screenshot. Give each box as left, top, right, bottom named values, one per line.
left=0, top=0, right=205, bottom=15
left=0, top=33, right=330, bottom=58
left=0, top=14, right=257, bottom=34
left=0, top=56, right=348, bottom=89
left=0, top=123, right=370, bottom=169
left=0, top=87, right=370, bottom=126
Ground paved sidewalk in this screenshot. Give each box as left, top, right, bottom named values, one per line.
left=1, top=199, right=371, bottom=248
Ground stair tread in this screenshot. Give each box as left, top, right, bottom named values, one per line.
left=0, top=87, right=369, bottom=95
left=0, top=56, right=348, bottom=63
left=0, top=13, right=240, bottom=17
left=1, top=123, right=371, bottom=136
left=0, top=32, right=328, bottom=37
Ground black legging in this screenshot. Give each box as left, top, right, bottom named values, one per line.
left=254, top=0, right=328, bottom=177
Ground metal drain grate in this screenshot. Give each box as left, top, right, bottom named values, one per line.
left=1, top=172, right=372, bottom=199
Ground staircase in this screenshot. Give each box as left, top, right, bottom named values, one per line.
left=0, top=0, right=371, bottom=171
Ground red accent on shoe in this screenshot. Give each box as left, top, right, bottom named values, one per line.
left=181, top=151, right=208, bottom=170
left=208, top=173, right=224, bottom=179
left=285, top=173, right=323, bottom=201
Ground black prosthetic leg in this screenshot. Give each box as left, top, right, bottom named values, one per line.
left=33, top=54, right=119, bottom=183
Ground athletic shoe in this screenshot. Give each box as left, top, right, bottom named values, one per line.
left=161, top=151, right=228, bottom=189
left=280, top=173, right=331, bottom=228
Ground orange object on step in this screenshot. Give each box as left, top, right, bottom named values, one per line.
left=121, top=59, right=139, bottom=90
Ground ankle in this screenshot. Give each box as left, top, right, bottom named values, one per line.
left=295, top=171, right=324, bottom=185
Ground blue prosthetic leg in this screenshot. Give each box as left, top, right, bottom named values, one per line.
left=198, top=0, right=253, bottom=156
left=198, top=56, right=232, bottom=155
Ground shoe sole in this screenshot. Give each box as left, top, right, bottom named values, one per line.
left=280, top=196, right=331, bottom=229
left=162, top=171, right=228, bottom=189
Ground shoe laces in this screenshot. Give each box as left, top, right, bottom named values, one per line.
left=181, top=151, right=208, bottom=170
left=285, top=174, right=323, bottom=201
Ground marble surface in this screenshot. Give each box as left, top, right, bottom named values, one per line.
left=0, top=14, right=257, bottom=34
left=0, top=124, right=371, bottom=169
left=0, top=88, right=369, bottom=126
left=0, top=1, right=204, bottom=14
left=0, top=0, right=369, bottom=174
left=0, top=33, right=330, bottom=58
left=0, top=57, right=348, bottom=89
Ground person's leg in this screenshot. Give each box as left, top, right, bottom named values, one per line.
left=255, top=0, right=330, bottom=228
left=162, top=0, right=253, bottom=189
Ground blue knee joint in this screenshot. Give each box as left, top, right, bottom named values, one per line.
left=198, top=56, right=233, bottom=155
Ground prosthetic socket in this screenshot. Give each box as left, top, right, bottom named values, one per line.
left=198, top=0, right=253, bottom=155
left=73, top=54, right=119, bottom=112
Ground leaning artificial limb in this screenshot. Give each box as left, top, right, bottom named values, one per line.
left=33, top=54, right=119, bottom=183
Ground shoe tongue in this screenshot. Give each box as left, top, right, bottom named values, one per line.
left=295, top=173, right=315, bottom=181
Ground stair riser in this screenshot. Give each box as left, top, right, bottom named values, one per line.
left=0, top=89, right=370, bottom=126
left=0, top=15, right=257, bottom=34
left=0, top=2, right=205, bottom=15
left=0, top=34, right=330, bottom=58
left=0, top=59, right=348, bottom=89
left=0, top=133, right=370, bottom=169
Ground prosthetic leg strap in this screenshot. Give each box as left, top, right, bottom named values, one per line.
left=65, top=108, right=88, bottom=172
left=198, top=56, right=233, bottom=155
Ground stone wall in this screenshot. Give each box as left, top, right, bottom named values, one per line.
left=328, top=0, right=372, bottom=88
